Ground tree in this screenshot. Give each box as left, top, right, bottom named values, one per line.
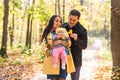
left=8, top=0, right=22, bottom=47
left=63, top=0, right=65, bottom=23
left=55, top=0, right=57, bottom=14
left=28, top=0, right=35, bottom=49
left=0, top=0, right=9, bottom=58
left=80, top=0, right=84, bottom=5
left=58, top=0, right=60, bottom=15
left=25, top=0, right=35, bottom=51
left=26, top=0, right=30, bottom=48
left=111, top=0, right=120, bottom=79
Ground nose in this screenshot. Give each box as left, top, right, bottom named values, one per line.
left=58, top=22, right=61, bottom=25
left=70, top=20, right=74, bottom=24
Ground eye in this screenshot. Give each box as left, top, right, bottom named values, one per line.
left=70, top=18, right=72, bottom=20
left=55, top=20, right=60, bottom=22
left=73, top=20, right=76, bottom=22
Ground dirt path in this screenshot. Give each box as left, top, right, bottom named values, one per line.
left=80, top=39, right=104, bottom=80
left=31, top=38, right=112, bottom=80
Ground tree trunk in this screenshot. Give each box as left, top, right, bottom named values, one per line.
left=19, top=20, right=24, bottom=43
left=10, top=13, right=14, bottom=47
left=8, top=14, right=14, bottom=47
left=39, top=27, right=43, bottom=43
left=80, top=0, right=84, bottom=5
left=29, top=19, right=33, bottom=49
left=111, top=0, right=120, bottom=79
left=26, top=14, right=30, bottom=48
left=55, top=0, right=57, bottom=14
left=25, top=0, right=30, bottom=48
left=28, top=0, right=35, bottom=50
left=111, top=0, right=120, bottom=67
left=0, top=0, right=9, bottom=58
left=58, top=0, right=60, bottom=15
left=63, top=0, right=65, bottom=23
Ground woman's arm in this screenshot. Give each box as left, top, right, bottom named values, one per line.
left=53, top=40, right=68, bottom=47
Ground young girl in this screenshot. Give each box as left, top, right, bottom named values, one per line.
left=41, top=15, right=75, bottom=80
left=52, top=27, right=71, bottom=70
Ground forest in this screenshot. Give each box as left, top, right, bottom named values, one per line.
left=0, top=0, right=120, bottom=80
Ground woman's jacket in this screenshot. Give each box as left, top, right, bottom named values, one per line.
left=42, top=32, right=75, bottom=74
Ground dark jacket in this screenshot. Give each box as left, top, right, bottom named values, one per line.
left=63, top=22, right=88, bottom=67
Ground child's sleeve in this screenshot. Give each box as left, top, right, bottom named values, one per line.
left=67, top=37, right=71, bottom=48
left=53, top=34, right=58, bottom=40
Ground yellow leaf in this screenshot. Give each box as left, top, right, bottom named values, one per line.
left=68, top=29, right=72, bottom=35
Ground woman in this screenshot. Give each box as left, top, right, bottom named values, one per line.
left=41, top=15, right=75, bottom=80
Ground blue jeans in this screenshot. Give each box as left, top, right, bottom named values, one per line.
left=71, top=67, right=81, bottom=80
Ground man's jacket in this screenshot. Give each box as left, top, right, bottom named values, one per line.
left=63, top=22, right=88, bottom=67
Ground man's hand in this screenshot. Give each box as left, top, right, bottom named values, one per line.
left=70, top=33, right=78, bottom=40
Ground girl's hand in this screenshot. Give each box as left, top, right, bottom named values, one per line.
left=53, top=40, right=61, bottom=46
left=70, top=33, right=78, bottom=40
left=57, top=35, right=62, bottom=38
left=53, top=40, right=68, bottom=46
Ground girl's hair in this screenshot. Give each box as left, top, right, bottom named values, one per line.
left=41, top=14, right=62, bottom=43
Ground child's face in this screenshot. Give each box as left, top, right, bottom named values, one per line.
left=53, top=17, right=62, bottom=29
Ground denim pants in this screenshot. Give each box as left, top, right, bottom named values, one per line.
left=71, top=67, right=81, bottom=80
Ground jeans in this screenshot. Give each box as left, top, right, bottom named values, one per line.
left=71, top=67, right=81, bottom=80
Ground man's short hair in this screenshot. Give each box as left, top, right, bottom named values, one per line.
left=69, top=9, right=81, bottom=19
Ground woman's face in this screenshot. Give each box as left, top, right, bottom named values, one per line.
left=53, top=16, right=62, bottom=29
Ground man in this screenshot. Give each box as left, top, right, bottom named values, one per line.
left=63, top=9, right=88, bottom=80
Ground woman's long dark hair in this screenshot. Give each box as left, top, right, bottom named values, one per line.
left=41, top=14, right=62, bottom=44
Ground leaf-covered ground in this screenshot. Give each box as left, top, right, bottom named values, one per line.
left=0, top=49, right=43, bottom=80
left=93, top=54, right=112, bottom=80
left=0, top=52, right=112, bottom=80
left=0, top=38, right=112, bottom=80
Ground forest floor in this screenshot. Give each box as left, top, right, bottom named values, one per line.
left=0, top=38, right=112, bottom=80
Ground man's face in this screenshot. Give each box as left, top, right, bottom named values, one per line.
left=68, top=15, right=79, bottom=27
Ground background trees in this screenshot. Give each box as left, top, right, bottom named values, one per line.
left=0, top=0, right=111, bottom=59
left=0, top=0, right=120, bottom=79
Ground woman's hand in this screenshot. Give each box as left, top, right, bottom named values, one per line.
left=61, top=40, right=68, bottom=46
left=53, top=40, right=61, bottom=46
left=53, top=40, right=68, bottom=46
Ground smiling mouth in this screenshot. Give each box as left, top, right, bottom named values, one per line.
left=70, top=23, right=74, bottom=25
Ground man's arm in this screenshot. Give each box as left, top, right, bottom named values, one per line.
left=74, top=29, right=87, bottom=49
